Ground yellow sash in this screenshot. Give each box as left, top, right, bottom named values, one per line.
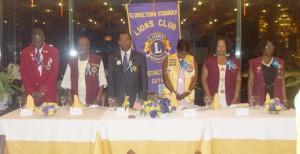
left=164, top=53, right=195, bottom=103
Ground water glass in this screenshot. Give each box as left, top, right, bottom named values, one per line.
left=108, top=97, right=115, bottom=111
left=254, top=96, right=261, bottom=110
left=204, top=96, right=212, bottom=110
left=249, top=96, right=255, bottom=108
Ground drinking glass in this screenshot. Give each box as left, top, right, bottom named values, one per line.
left=60, top=96, right=66, bottom=110
left=204, top=96, right=212, bottom=110
left=249, top=95, right=255, bottom=108
left=108, top=97, right=115, bottom=111
left=17, top=96, right=23, bottom=109
left=254, top=96, right=261, bottom=110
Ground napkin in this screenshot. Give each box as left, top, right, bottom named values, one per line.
left=24, top=95, right=35, bottom=110
left=265, top=93, right=272, bottom=104
left=211, top=93, right=220, bottom=110
left=122, top=96, right=130, bottom=108
left=72, top=95, right=85, bottom=108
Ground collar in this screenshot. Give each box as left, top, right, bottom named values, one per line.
left=121, top=49, right=131, bottom=57
left=35, top=42, right=45, bottom=54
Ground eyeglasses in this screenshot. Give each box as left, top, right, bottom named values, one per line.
left=265, top=46, right=275, bottom=49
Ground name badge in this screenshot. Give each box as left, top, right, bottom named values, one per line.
left=70, top=107, right=83, bottom=115
left=236, top=108, right=249, bottom=116
left=116, top=107, right=128, bottom=115
left=178, top=78, right=183, bottom=83
left=183, top=109, right=197, bottom=117
left=117, top=60, right=121, bottom=65
left=20, top=109, right=33, bottom=116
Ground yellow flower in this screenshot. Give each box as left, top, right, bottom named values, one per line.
left=145, top=106, right=151, bottom=113
left=264, top=105, right=270, bottom=111
left=275, top=105, right=282, bottom=111
left=157, top=112, right=162, bottom=117
left=155, top=105, right=161, bottom=110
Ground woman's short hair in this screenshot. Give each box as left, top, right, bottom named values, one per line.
left=176, top=39, right=190, bottom=52
left=210, top=36, right=233, bottom=55
left=258, top=40, right=270, bottom=53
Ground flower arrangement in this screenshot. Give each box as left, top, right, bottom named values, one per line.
left=36, top=103, right=59, bottom=116
left=263, top=98, right=285, bottom=113
left=140, top=97, right=176, bottom=118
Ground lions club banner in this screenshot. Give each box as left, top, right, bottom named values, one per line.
left=126, top=2, right=181, bottom=94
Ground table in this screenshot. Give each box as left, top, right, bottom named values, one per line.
left=100, top=109, right=297, bottom=154
left=0, top=107, right=296, bottom=154
left=0, top=107, right=106, bottom=154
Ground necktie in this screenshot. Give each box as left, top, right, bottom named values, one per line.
left=123, top=53, right=128, bottom=74
left=35, top=50, right=41, bottom=65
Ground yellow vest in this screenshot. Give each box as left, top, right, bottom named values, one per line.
left=164, top=53, right=195, bottom=103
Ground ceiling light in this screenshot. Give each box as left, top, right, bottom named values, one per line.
left=193, top=7, right=196, bottom=11
left=209, top=21, right=213, bottom=24
left=183, top=19, right=186, bottom=22
left=94, top=21, right=97, bottom=24
left=46, top=9, right=51, bottom=13
left=123, top=21, right=126, bottom=24
left=4, top=20, right=7, bottom=23
left=104, top=2, right=107, bottom=6
left=89, top=19, right=93, bottom=22
left=262, top=10, right=266, bottom=13
left=181, top=22, right=183, bottom=24
left=198, top=1, right=202, bottom=5
left=277, top=4, right=281, bottom=7
left=234, top=8, right=237, bottom=11
left=214, top=19, right=218, bottom=22
left=120, top=19, right=123, bottom=21
left=245, top=3, right=249, bottom=6
left=34, top=19, right=38, bottom=23
left=109, top=7, right=113, bottom=11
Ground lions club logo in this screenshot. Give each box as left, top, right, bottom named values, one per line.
left=143, top=32, right=171, bottom=63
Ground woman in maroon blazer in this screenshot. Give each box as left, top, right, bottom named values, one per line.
left=201, top=36, right=241, bottom=107
left=248, top=40, right=287, bottom=106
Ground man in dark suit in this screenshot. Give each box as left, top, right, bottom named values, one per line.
left=108, top=32, right=148, bottom=109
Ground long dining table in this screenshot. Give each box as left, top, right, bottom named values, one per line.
left=0, top=106, right=296, bottom=154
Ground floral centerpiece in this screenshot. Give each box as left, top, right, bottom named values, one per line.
left=36, top=103, right=59, bottom=116
left=263, top=98, right=285, bottom=114
left=140, top=97, right=177, bottom=118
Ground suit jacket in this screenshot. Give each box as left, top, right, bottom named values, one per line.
left=20, top=43, right=59, bottom=103
left=108, top=50, right=148, bottom=107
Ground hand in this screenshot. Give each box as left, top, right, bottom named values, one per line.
left=178, top=92, right=190, bottom=100
left=133, top=102, right=142, bottom=111
left=175, top=93, right=181, bottom=100
left=231, top=97, right=239, bottom=104
left=92, top=98, right=100, bottom=105
left=32, top=91, right=44, bottom=102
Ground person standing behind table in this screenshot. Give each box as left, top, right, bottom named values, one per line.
left=61, top=37, right=107, bottom=105
left=162, top=39, right=198, bottom=108
left=107, top=32, right=148, bottom=110
left=248, top=40, right=287, bottom=106
left=201, top=36, right=241, bottom=107
left=20, top=28, right=59, bottom=105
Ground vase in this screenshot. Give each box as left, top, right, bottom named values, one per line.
left=0, top=93, right=9, bottom=110
left=269, top=110, right=279, bottom=114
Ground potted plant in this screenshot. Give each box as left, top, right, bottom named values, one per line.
left=0, top=70, right=22, bottom=110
